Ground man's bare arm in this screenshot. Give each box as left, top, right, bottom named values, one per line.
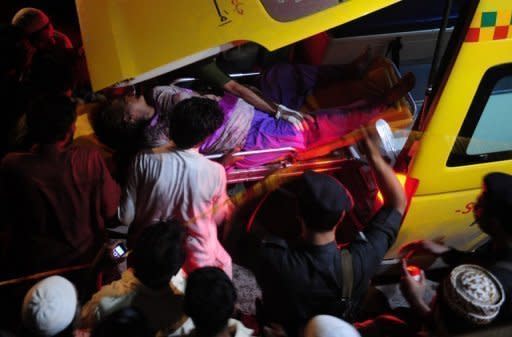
left=361, top=128, right=407, bottom=214
left=223, top=79, right=277, bottom=114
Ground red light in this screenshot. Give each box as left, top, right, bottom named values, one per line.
left=377, top=173, right=419, bottom=215
left=406, top=265, right=422, bottom=281
left=377, top=173, right=408, bottom=202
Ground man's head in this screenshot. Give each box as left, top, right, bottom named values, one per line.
left=168, top=97, right=224, bottom=149
left=99, top=85, right=154, bottom=124
left=298, top=170, right=354, bottom=232
left=26, top=94, right=76, bottom=144
left=89, top=98, right=145, bottom=151
left=184, top=267, right=237, bottom=337
left=22, top=276, right=79, bottom=337
left=131, top=220, right=186, bottom=289
left=304, top=315, right=360, bottom=337
left=12, top=8, right=56, bottom=50
left=474, top=172, right=512, bottom=238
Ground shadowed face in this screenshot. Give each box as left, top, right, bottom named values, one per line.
left=124, top=94, right=154, bottom=124
left=30, top=23, right=56, bottom=50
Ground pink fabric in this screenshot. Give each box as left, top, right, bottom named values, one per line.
left=234, top=102, right=385, bottom=168
left=184, top=233, right=232, bottom=278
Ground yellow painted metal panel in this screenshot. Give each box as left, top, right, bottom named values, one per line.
left=76, top=0, right=400, bottom=90
left=479, top=27, right=495, bottom=41
left=388, top=188, right=488, bottom=257
left=496, top=10, right=511, bottom=26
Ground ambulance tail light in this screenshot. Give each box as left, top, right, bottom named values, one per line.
left=377, top=173, right=419, bottom=213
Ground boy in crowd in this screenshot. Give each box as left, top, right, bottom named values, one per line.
left=81, top=221, right=187, bottom=335
left=170, top=267, right=253, bottom=337
left=116, top=97, right=234, bottom=277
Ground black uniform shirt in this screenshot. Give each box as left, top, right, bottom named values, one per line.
left=250, top=206, right=403, bottom=336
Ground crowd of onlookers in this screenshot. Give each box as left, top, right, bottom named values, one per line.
left=1, top=7, right=512, bottom=337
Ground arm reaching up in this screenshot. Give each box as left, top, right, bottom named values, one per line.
left=360, top=127, right=407, bottom=215
left=349, top=127, right=408, bottom=293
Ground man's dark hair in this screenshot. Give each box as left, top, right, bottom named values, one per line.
left=26, top=94, right=76, bottom=144
left=89, top=98, right=144, bottom=152
left=131, top=220, right=186, bottom=289
left=91, top=307, right=151, bottom=337
left=184, top=267, right=237, bottom=337
left=168, top=97, right=224, bottom=149
left=29, top=47, right=78, bottom=94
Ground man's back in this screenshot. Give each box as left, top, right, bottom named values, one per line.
left=255, top=206, right=402, bottom=335
left=0, top=145, right=120, bottom=275
left=257, top=238, right=345, bottom=331
left=120, top=148, right=228, bottom=241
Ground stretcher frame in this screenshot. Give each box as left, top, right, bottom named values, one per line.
left=173, top=59, right=417, bottom=184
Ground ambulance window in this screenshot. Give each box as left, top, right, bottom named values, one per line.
left=260, top=0, right=343, bottom=22
left=448, top=64, right=512, bottom=166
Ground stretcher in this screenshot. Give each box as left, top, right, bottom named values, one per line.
left=176, top=57, right=417, bottom=184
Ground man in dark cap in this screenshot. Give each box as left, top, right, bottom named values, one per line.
left=242, top=133, right=407, bottom=336
left=400, top=172, right=512, bottom=321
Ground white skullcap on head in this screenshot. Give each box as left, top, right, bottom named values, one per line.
left=443, top=264, right=505, bottom=325
left=12, top=8, right=50, bottom=34
left=304, top=315, right=361, bottom=337
left=22, top=276, right=78, bottom=337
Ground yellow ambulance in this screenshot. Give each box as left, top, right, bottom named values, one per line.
left=76, top=0, right=512, bottom=257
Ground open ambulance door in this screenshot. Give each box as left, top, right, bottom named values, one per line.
left=75, top=0, right=400, bottom=91
left=388, top=0, right=512, bottom=257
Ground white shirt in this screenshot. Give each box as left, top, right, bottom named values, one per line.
left=119, top=147, right=233, bottom=276
left=165, top=318, right=253, bottom=337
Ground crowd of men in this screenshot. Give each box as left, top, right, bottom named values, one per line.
left=1, top=7, right=511, bottom=337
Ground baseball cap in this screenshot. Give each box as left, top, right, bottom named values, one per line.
left=299, top=170, right=354, bottom=231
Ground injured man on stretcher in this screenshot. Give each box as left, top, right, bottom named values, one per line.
left=95, top=58, right=416, bottom=169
